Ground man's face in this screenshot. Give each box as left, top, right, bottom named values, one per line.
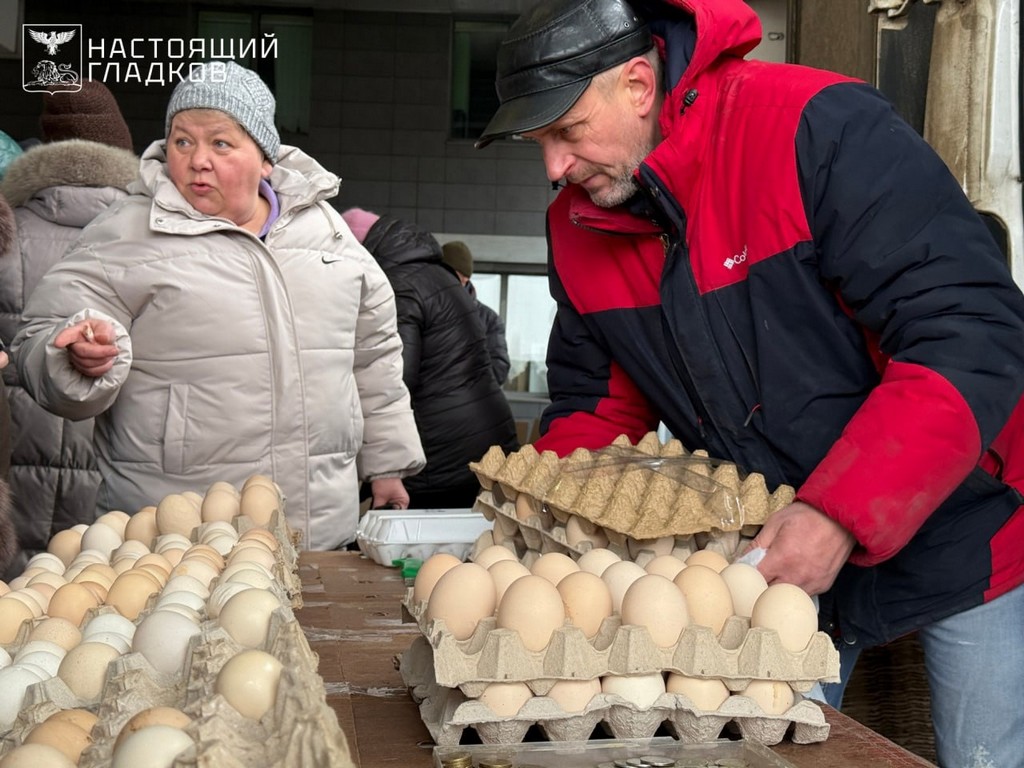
left=166, top=109, right=272, bottom=232
left=520, top=74, right=657, bottom=208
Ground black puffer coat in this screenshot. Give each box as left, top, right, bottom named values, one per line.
left=363, top=216, right=519, bottom=507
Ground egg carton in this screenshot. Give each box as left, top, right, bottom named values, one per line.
left=355, top=507, right=491, bottom=566
left=403, top=592, right=838, bottom=695
left=469, top=433, right=795, bottom=541
left=0, top=607, right=354, bottom=767
left=474, top=491, right=755, bottom=564
left=400, top=635, right=829, bottom=747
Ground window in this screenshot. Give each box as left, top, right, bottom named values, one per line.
left=450, top=19, right=512, bottom=140
left=473, top=271, right=555, bottom=396
left=197, top=10, right=312, bottom=134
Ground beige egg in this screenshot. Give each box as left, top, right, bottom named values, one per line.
left=242, top=473, right=277, bottom=493
left=198, top=520, right=238, bottom=543
left=685, top=548, right=730, bottom=572
left=666, top=672, right=731, bottom=711
left=237, top=528, right=279, bottom=551
left=411, top=553, right=462, bottom=604
left=46, top=707, right=99, bottom=734
left=239, top=484, right=280, bottom=526
left=477, top=681, right=533, bottom=716
left=545, top=677, right=602, bottom=713
left=47, top=530, right=83, bottom=568
left=154, top=532, right=192, bottom=553
left=576, top=547, right=621, bottom=577
left=132, top=610, right=202, bottom=675
left=224, top=567, right=275, bottom=591
left=673, top=564, right=734, bottom=635
left=0, top=593, right=38, bottom=643
left=104, top=571, right=161, bottom=621
left=217, top=588, right=282, bottom=648
left=28, top=617, right=82, bottom=651
left=513, top=492, right=541, bottom=522
left=750, top=583, right=818, bottom=652
left=206, top=479, right=241, bottom=498
left=113, top=706, right=192, bottom=751
left=183, top=543, right=226, bottom=570
left=155, top=494, right=201, bottom=538
left=0, top=743, right=77, bottom=768
left=215, top=649, right=283, bottom=719
left=487, top=559, right=530, bottom=607
left=565, top=515, right=609, bottom=549
left=644, top=554, right=687, bottom=580
left=218, top=561, right=273, bottom=583
left=226, top=546, right=275, bottom=572
left=181, top=491, right=204, bottom=510
left=600, top=559, right=647, bottom=613
left=57, top=641, right=122, bottom=701
left=720, top=562, right=768, bottom=618
left=426, top=562, right=495, bottom=640
left=529, top=552, right=580, bottom=586
left=741, top=679, right=796, bottom=714
left=556, top=570, right=612, bottom=638
left=40, top=584, right=98, bottom=628
left=621, top=573, right=690, bottom=647
left=200, top=489, right=241, bottom=523
left=95, top=510, right=131, bottom=538
left=74, top=563, right=117, bottom=589
left=473, top=544, right=518, bottom=570
left=123, top=507, right=159, bottom=547
left=601, top=672, right=666, bottom=709
left=111, top=724, right=195, bottom=768
left=24, top=718, right=93, bottom=763
left=496, top=574, right=565, bottom=651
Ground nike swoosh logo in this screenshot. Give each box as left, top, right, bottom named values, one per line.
left=322, top=254, right=343, bottom=264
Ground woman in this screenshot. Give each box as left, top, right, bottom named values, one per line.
left=12, top=62, right=425, bottom=550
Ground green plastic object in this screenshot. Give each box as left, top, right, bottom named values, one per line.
left=391, top=557, right=422, bottom=581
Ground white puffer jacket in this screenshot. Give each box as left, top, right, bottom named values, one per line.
left=12, top=140, right=425, bottom=550
left=0, top=139, right=138, bottom=573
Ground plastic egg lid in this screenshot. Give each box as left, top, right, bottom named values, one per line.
left=400, top=637, right=829, bottom=749
left=469, top=433, right=795, bottom=540
left=356, top=509, right=491, bottom=566
left=402, top=590, right=839, bottom=695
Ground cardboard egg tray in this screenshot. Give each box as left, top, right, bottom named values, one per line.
left=473, top=491, right=755, bottom=565
left=401, top=635, right=830, bottom=747
left=469, top=433, right=796, bottom=542
left=402, top=592, right=838, bottom=696
left=0, top=504, right=353, bottom=766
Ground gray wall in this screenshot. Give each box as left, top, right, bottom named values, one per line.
left=1, top=1, right=555, bottom=238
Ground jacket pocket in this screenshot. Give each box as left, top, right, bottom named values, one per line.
left=162, top=383, right=189, bottom=475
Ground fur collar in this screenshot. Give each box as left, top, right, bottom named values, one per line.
left=0, top=139, right=138, bottom=207
left=0, top=191, right=14, bottom=253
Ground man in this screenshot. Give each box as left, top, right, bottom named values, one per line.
left=441, top=240, right=512, bottom=385
left=476, top=1, right=1024, bottom=765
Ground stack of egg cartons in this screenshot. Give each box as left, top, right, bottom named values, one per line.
left=0, top=476, right=354, bottom=767
left=400, top=434, right=839, bottom=748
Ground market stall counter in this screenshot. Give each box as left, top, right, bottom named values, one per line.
left=295, top=551, right=937, bottom=768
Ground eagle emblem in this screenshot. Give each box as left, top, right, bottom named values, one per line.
left=29, top=28, right=77, bottom=56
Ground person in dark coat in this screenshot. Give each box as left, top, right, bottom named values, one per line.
left=441, top=240, right=511, bottom=385
left=343, top=209, right=520, bottom=509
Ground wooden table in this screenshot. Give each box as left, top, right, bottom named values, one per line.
left=295, top=551, right=936, bottom=768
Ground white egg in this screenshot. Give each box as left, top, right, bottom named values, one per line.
left=111, top=724, right=195, bottom=768
left=132, top=610, right=202, bottom=676
left=600, top=673, right=666, bottom=709
left=82, top=612, right=137, bottom=642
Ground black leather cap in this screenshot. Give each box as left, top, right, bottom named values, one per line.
left=476, top=0, right=651, bottom=148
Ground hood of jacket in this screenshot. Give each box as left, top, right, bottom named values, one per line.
left=0, top=140, right=138, bottom=210
left=362, top=214, right=447, bottom=272
left=0, top=192, right=13, bottom=254
left=136, top=139, right=341, bottom=235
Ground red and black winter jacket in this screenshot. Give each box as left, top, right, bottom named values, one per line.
left=533, top=0, right=1024, bottom=647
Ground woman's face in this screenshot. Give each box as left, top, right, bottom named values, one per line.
left=166, top=109, right=272, bottom=233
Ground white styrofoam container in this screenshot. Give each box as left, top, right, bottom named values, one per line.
left=356, top=508, right=491, bottom=565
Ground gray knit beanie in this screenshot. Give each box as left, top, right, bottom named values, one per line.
left=165, top=61, right=280, bottom=163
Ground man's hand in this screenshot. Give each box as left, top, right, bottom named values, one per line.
left=370, top=477, right=410, bottom=511
left=54, top=320, right=119, bottom=378
left=749, top=500, right=856, bottom=595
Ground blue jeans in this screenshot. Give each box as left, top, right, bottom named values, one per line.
left=822, top=582, right=1024, bottom=768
